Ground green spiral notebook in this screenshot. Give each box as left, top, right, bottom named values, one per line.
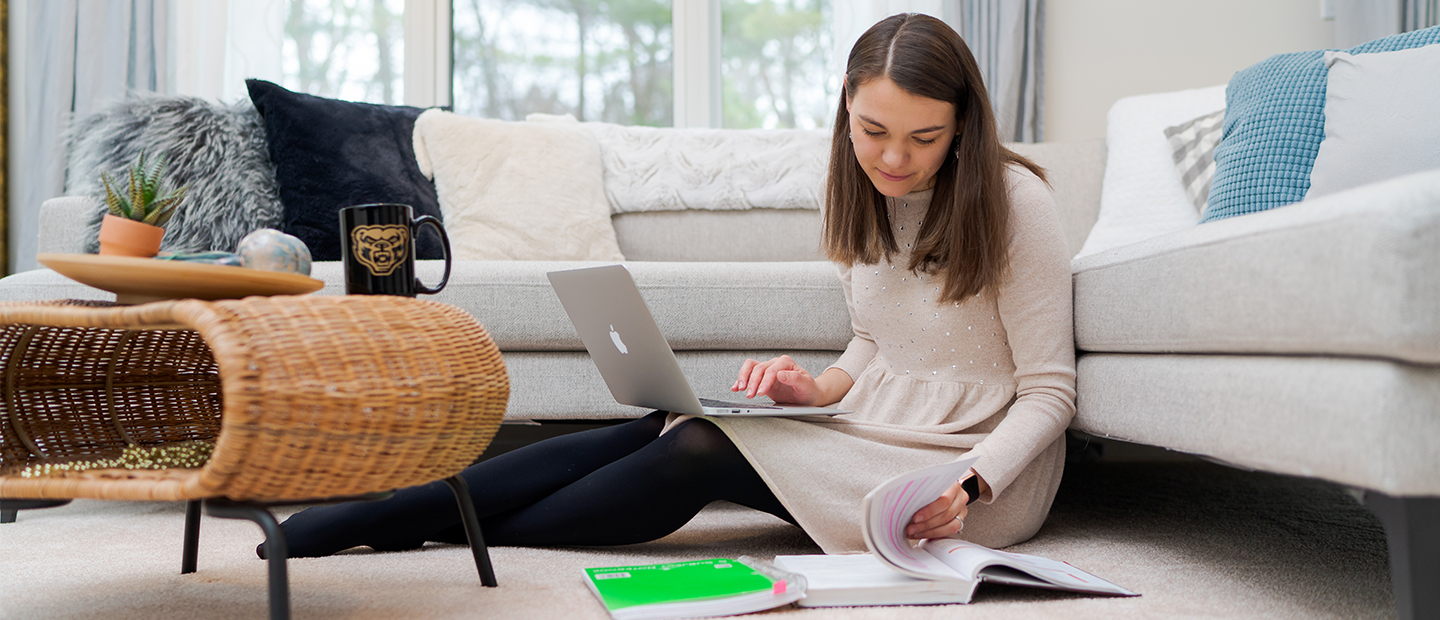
left=582, top=556, right=805, bottom=620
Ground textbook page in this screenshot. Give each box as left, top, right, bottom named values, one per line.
left=861, top=455, right=979, bottom=582
left=920, top=538, right=1137, bottom=595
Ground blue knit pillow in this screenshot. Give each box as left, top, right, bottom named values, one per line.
left=1202, top=26, right=1440, bottom=222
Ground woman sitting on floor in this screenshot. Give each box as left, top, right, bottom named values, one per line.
left=269, top=12, right=1074, bottom=558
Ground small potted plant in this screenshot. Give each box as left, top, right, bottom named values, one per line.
left=96, top=151, right=188, bottom=257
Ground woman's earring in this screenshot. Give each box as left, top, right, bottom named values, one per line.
left=849, top=131, right=854, bottom=141
left=952, top=141, right=961, bottom=159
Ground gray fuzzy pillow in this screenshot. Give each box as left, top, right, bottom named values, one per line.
left=67, top=92, right=284, bottom=254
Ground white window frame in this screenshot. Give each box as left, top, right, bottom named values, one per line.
left=672, top=0, right=722, bottom=128
left=405, top=0, right=728, bottom=127
left=404, top=0, right=453, bottom=108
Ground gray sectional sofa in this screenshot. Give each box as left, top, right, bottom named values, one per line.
left=4, top=122, right=1437, bottom=618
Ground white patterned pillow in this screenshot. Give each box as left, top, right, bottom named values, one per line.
left=573, top=121, right=830, bottom=214
left=1163, top=109, right=1225, bottom=213
left=1075, top=85, right=1227, bottom=259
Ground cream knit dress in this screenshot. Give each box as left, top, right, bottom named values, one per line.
left=701, top=167, right=1076, bottom=554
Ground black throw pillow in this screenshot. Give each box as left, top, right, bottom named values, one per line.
left=246, top=79, right=444, bottom=261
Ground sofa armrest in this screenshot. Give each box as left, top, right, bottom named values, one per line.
left=1073, top=168, right=1440, bottom=364
left=1009, top=139, right=1106, bottom=259
left=38, top=197, right=98, bottom=255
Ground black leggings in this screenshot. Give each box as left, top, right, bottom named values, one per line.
left=273, top=411, right=796, bottom=558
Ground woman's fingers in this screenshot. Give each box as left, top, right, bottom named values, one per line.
left=753, top=364, right=783, bottom=398
left=733, top=358, right=760, bottom=392
left=745, top=355, right=796, bottom=398
left=744, top=362, right=768, bottom=397
left=736, top=358, right=777, bottom=393
left=906, top=482, right=968, bottom=539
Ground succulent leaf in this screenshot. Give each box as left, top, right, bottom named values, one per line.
left=142, top=154, right=165, bottom=205
left=127, top=165, right=144, bottom=221
left=101, top=173, right=129, bottom=218
left=146, top=193, right=184, bottom=227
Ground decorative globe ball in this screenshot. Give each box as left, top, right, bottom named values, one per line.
left=237, top=229, right=312, bottom=276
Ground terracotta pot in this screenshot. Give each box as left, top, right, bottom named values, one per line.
left=97, top=214, right=166, bottom=257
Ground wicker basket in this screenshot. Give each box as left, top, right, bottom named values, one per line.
left=0, top=295, right=509, bottom=502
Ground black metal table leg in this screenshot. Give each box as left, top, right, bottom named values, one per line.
left=444, top=475, right=497, bottom=587
left=205, top=499, right=291, bottom=620
left=182, top=500, right=202, bottom=574
left=0, top=499, right=72, bottom=523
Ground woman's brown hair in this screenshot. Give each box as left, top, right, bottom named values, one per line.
left=824, top=13, right=1045, bottom=302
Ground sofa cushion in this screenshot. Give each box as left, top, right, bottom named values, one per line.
left=29, top=257, right=852, bottom=353
left=0, top=269, right=113, bottom=303
left=453, top=261, right=847, bottom=352
left=1075, top=353, right=1440, bottom=495
left=246, top=79, right=445, bottom=261
left=306, top=260, right=853, bottom=352
left=1073, top=169, right=1440, bottom=364
left=65, top=92, right=282, bottom=254
left=1009, top=140, right=1106, bottom=258
left=612, top=210, right=824, bottom=262
left=1203, top=26, right=1440, bottom=222
left=502, top=350, right=844, bottom=420
left=1305, top=44, right=1440, bottom=201
left=411, top=110, right=624, bottom=261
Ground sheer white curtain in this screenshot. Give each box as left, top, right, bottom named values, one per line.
left=14, top=0, right=168, bottom=273
left=1335, top=0, right=1439, bottom=47
left=169, top=0, right=285, bottom=103
left=950, top=0, right=1043, bottom=143
left=831, top=0, right=1045, bottom=143
left=9, top=0, right=283, bottom=273
left=1405, top=0, right=1440, bottom=30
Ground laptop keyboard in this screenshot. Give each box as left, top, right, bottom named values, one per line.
left=699, top=398, right=781, bottom=410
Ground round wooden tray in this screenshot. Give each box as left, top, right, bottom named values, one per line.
left=38, top=253, right=325, bottom=305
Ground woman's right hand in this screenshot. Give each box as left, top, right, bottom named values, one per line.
left=733, top=355, right=851, bottom=406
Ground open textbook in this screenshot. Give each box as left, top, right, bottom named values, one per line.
left=775, top=458, right=1136, bottom=607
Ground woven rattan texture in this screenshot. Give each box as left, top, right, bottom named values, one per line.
left=0, top=322, right=221, bottom=469
left=0, top=296, right=508, bottom=502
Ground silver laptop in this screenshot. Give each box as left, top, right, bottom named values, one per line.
left=547, top=264, right=846, bottom=417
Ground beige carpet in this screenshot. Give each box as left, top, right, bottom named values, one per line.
left=0, top=460, right=1394, bottom=620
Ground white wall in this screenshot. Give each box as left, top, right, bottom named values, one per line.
left=1044, top=0, right=1335, bottom=142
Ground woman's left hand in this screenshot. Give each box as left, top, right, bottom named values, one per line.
left=905, top=472, right=986, bottom=540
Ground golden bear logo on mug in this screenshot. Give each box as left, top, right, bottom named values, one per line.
left=351, top=225, right=410, bottom=277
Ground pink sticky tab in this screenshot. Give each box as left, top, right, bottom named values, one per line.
left=773, top=579, right=787, bottom=595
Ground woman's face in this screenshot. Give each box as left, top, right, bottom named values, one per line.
left=846, top=76, right=957, bottom=197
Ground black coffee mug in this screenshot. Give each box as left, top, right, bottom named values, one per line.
left=339, top=203, right=452, bottom=296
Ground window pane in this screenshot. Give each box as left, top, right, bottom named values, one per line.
left=282, top=0, right=405, bottom=104
left=452, top=0, right=674, bottom=126
left=721, top=0, right=833, bottom=129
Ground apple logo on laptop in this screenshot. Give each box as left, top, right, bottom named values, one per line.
left=609, top=325, right=628, bottom=354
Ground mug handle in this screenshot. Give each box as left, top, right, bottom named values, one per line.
left=414, top=215, right=452, bottom=295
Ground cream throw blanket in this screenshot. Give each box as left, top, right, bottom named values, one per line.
left=412, top=109, right=624, bottom=261
left=526, top=113, right=831, bottom=214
